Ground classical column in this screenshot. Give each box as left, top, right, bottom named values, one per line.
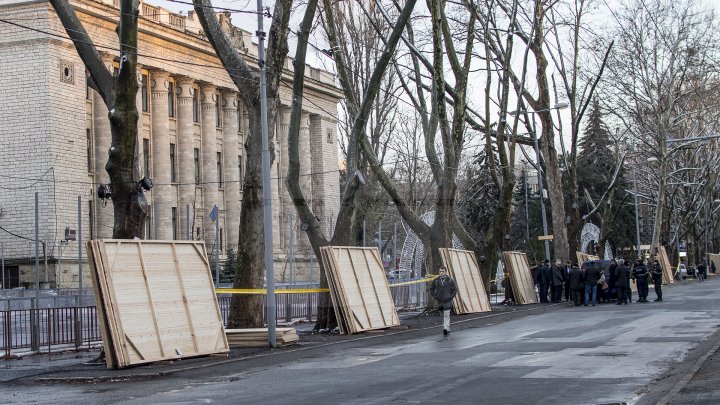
left=200, top=83, right=218, bottom=241
left=222, top=90, right=241, bottom=251
left=310, top=115, right=341, bottom=230
left=93, top=54, right=115, bottom=239
left=150, top=70, right=172, bottom=240
left=176, top=76, right=195, bottom=240
left=298, top=112, right=312, bottom=249
left=277, top=107, right=292, bottom=249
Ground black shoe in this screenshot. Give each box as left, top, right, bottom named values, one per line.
left=443, top=329, right=449, bottom=336
left=616, top=302, right=622, bottom=305
left=654, top=299, right=662, bottom=302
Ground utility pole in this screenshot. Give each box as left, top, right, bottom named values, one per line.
left=256, top=0, right=276, bottom=347
left=531, top=115, right=551, bottom=262
left=523, top=162, right=530, bottom=244
left=632, top=169, right=642, bottom=259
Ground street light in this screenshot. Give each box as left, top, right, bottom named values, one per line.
left=510, top=102, right=569, bottom=261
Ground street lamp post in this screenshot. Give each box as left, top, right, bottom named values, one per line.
left=522, top=161, right=530, bottom=244
left=632, top=168, right=642, bottom=259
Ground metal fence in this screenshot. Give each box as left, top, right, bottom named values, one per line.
left=0, top=280, right=459, bottom=358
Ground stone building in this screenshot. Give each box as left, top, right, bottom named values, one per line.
left=0, top=0, right=341, bottom=288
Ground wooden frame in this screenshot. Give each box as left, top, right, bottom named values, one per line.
left=320, top=247, right=400, bottom=334
left=502, top=251, right=538, bottom=305
left=439, top=249, right=491, bottom=314
left=87, top=240, right=229, bottom=368
left=658, top=246, right=674, bottom=285
left=576, top=252, right=600, bottom=266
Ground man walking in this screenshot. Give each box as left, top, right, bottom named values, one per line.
left=430, top=266, right=457, bottom=335
left=697, top=262, right=706, bottom=282
left=540, top=260, right=552, bottom=303
left=652, top=259, right=663, bottom=301
left=615, top=259, right=630, bottom=305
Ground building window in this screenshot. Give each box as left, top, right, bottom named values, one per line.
left=215, top=95, right=221, bottom=127
left=219, top=228, right=224, bottom=252
left=143, top=138, right=150, bottom=178
left=88, top=201, right=94, bottom=241
left=141, top=74, right=149, bottom=112
left=170, top=143, right=177, bottom=183
left=192, top=89, right=199, bottom=123
left=194, top=148, right=200, bottom=185
left=86, top=129, right=92, bottom=172
left=196, top=227, right=201, bottom=240
left=171, top=207, right=178, bottom=240
left=238, top=155, right=243, bottom=190
left=217, top=152, right=223, bottom=188
left=86, top=69, right=91, bottom=100
left=168, top=80, right=175, bottom=118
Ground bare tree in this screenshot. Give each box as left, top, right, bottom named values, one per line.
left=50, top=0, right=147, bottom=237
left=192, top=0, right=292, bottom=328
left=602, top=0, right=720, bottom=258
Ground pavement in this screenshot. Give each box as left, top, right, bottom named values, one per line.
left=2, top=277, right=720, bottom=404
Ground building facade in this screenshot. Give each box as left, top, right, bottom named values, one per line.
left=0, top=0, right=341, bottom=288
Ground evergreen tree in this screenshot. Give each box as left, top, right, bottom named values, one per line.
left=575, top=99, right=635, bottom=255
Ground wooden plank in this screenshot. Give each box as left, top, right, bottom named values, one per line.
left=171, top=242, right=199, bottom=353
left=658, top=246, right=674, bottom=285
left=503, top=252, right=537, bottom=305
left=439, top=248, right=490, bottom=314
left=90, top=240, right=228, bottom=368
left=87, top=241, right=117, bottom=369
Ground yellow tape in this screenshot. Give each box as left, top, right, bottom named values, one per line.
left=215, top=288, right=329, bottom=295
left=217, top=275, right=439, bottom=294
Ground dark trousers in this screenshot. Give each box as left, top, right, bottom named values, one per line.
left=564, top=283, right=571, bottom=301
left=552, top=285, right=563, bottom=302
left=571, top=289, right=583, bottom=306
left=541, top=283, right=550, bottom=302
left=616, top=286, right=628, bottom=304
left=654, top=282, right=663, bottom=300
left=637, top=279, right=649, bottom=301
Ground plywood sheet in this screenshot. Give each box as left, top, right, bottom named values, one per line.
left=576, top=252, right=600, bottom=266
left=658, top=246, right=674, bottom=285
left=320, top=247, right=400, bottom=334
left=87, top=240, right=228, bottom=368
left=502, top=252, right=538, bottom=305
left=439, top=249, right=491, bottom=314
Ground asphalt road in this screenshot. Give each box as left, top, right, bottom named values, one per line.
left=4, top=278, right=720, bottom=404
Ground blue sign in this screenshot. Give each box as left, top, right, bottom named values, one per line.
left=209, top=205, right=218, bottom=221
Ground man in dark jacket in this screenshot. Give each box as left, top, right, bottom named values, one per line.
left=564, top=260, right=572, bottom=302
left=632, top=259, right=650, bottom=302
left=430, top=266, right=457, bottom=335
left=568, top=263, right=585, bottom=306
left=615, top=259, right=630, bottom=305
left=551, top=259, right=565, bottom=303
left=540, top=260, right=552, bottom=303
left=584, top=262, right=601, bottom=306
left=652, top=260, right=663, bottom=301
left=607, top=259, right=617, bottom=297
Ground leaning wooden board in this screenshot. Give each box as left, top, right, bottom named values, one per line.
left=320, top=247, right=400, bottom=334
left=439, top=248, right=491, bottom=314
left=658, top=246, right=674, bottom=285
left=576, top=252, right=600, bottom=266
left=502, top=251, right=538, bottom=305
left=709, top=253, right=720, bottom=276
left=87, top=240, right=229, bottom=368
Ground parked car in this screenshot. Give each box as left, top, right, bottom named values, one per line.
left=678, top=264, right=688, bottom=280
left=687, top=265, right=697, bottom=278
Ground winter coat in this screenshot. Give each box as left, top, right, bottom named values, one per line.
left=551, top=265, right=565, bottom=286
left=652, top=264, right=663, bottom=282
left=632, top=265, right=649, bottom=282
left=531, top=266, right=541, bottom=284
left=431, top=275, right=457, bottom=310
left=584, top=266, right=601, bottom=285
left=569, top=267, right=585, bottom=290
left=540, top=265, right=552, bottom=284
left=615, top=265, right=630, bottom=287
left=608, top=263, right=618, bottom=288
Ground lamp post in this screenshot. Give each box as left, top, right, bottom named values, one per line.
left=521, top=160, right=530, bottom=244
left=510, top=102, right=569, bottom=262
left=632, top=168, right=642, bottom=259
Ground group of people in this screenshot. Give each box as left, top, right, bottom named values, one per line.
left=527, top=258, right=666, bottom=307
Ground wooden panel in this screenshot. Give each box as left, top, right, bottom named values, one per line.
left=320, top=246, right=400, bottom=334
left=576, top=252, right=600, bottom=266
left=502, top=251, right=538, bottom=305
left=709, top=254, right=720, bottom=276
left=87, top=240, right=229, bottom=368
left=658, top=246, right=674, bottom=285
left=439, top=249, right=491, bottom=314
